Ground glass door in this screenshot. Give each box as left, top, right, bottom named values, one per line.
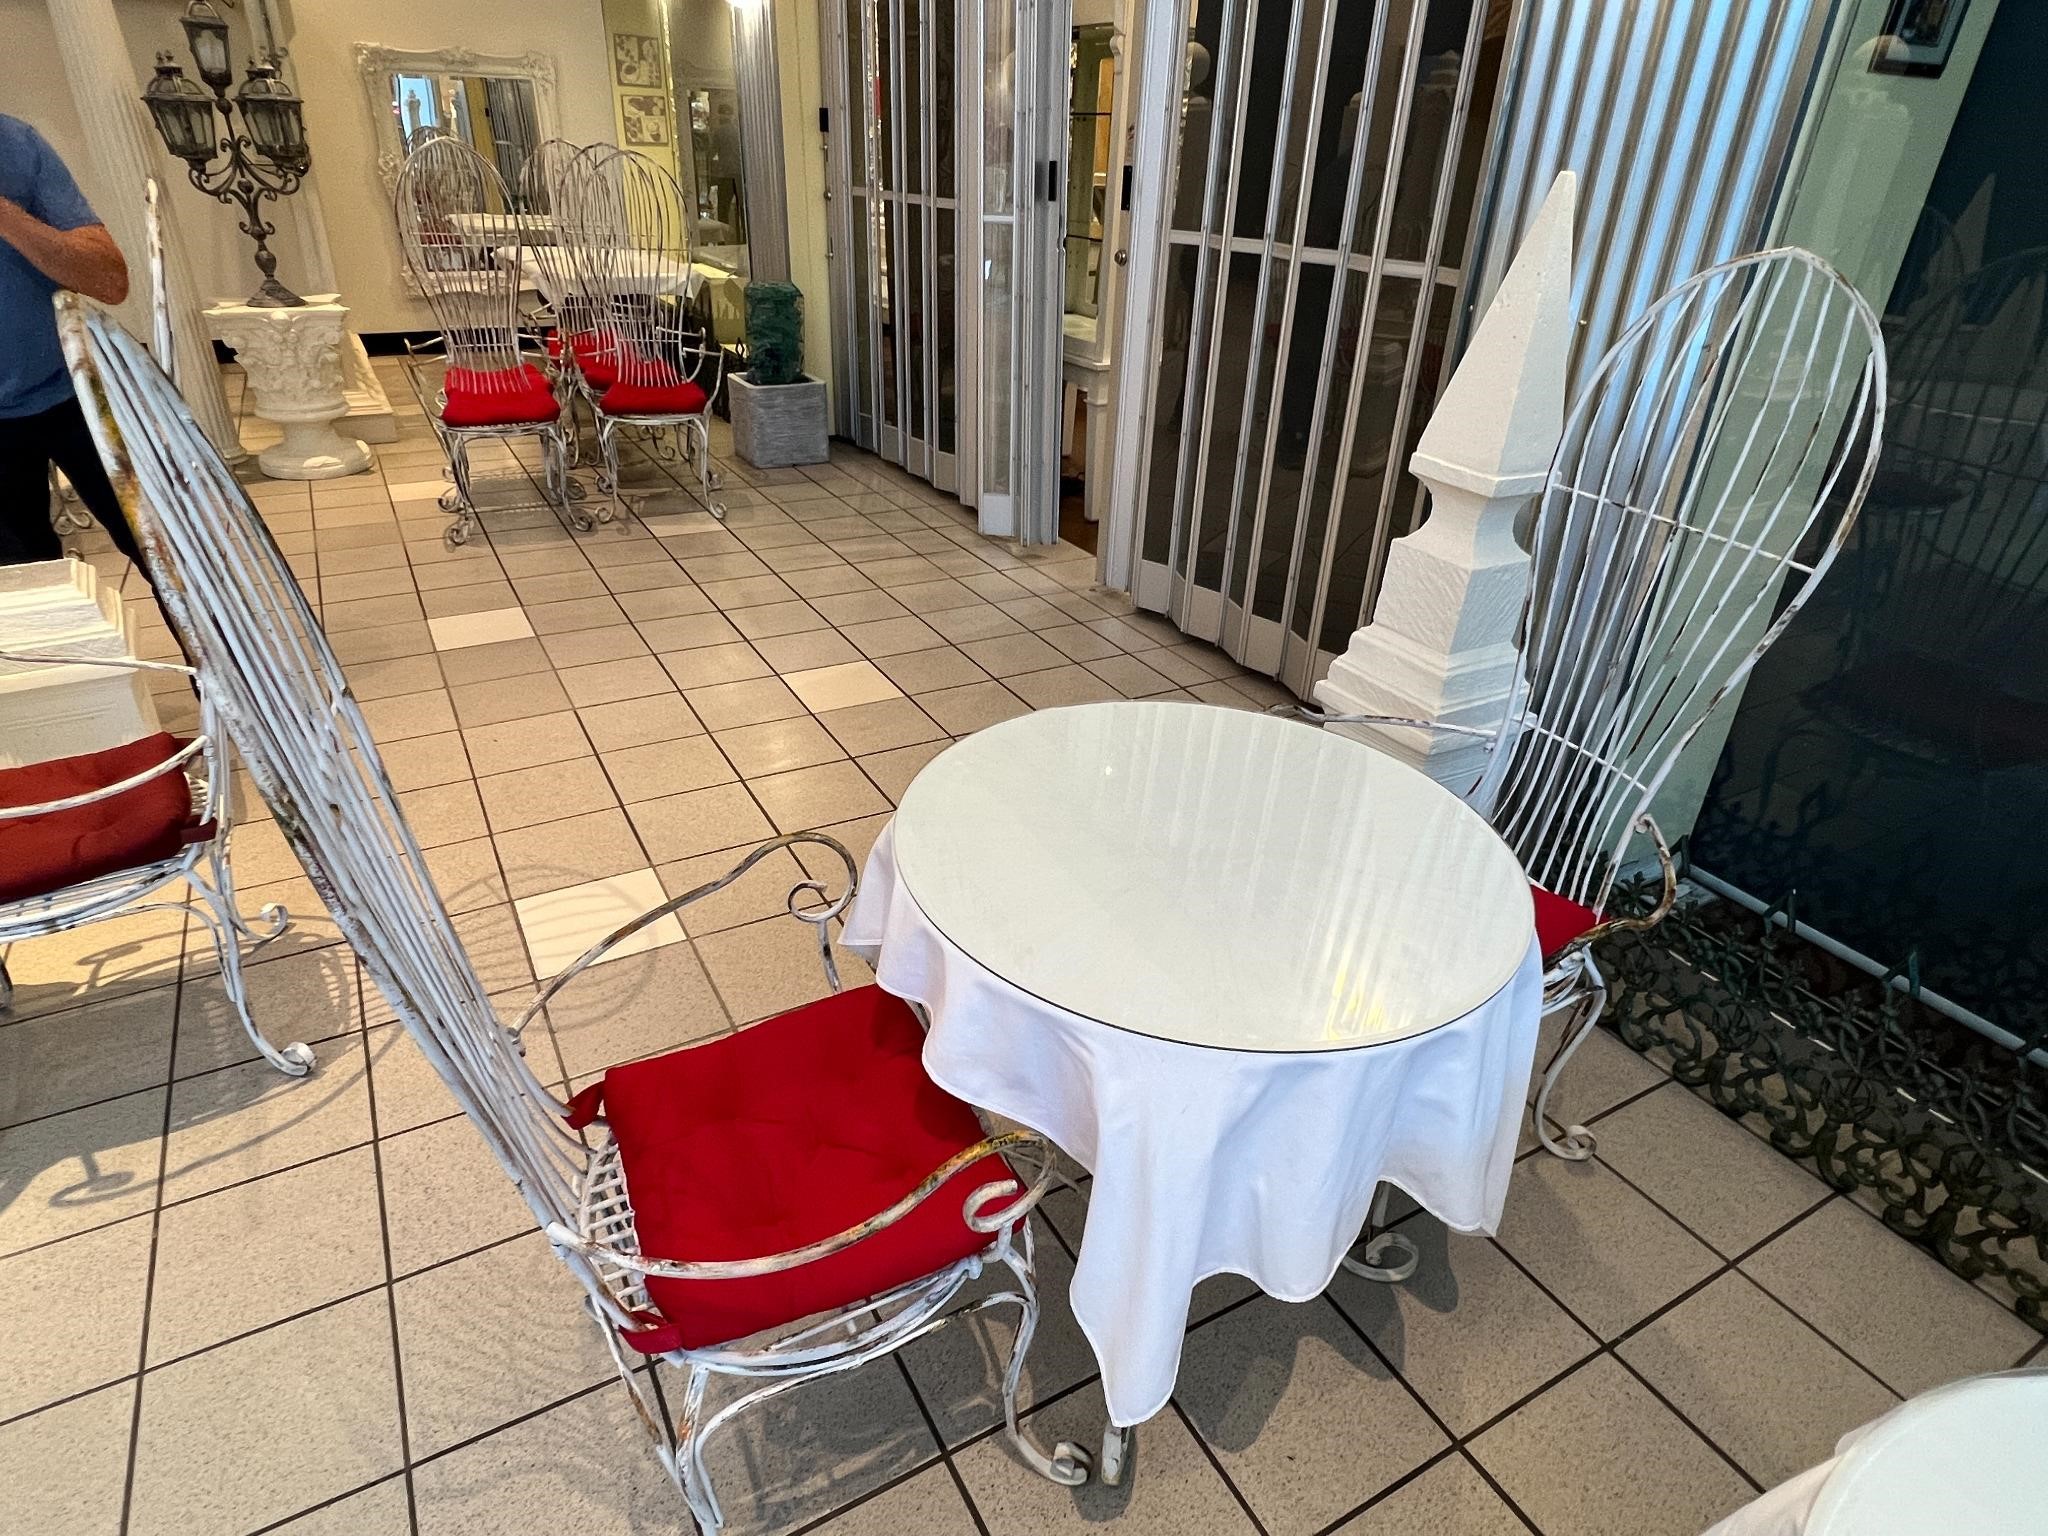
left=1120, top=0, right=1504, bottom=691
left=824, top=0, right=1068, bottom=539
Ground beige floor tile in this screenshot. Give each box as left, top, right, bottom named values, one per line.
left=0, top=1214, right=150, bottom=1419
left=559, top=655, right=676, bottom=708
left=173, top=943, right=358, bottom=1079
left=1332, top=1453, right=1528, bottom=1535
left=661, top=639, right=772, bottom=689
left=539, top=623, right=651, bottom=671
left=1, top=903, right=186, bottom=1019
left=1087, top=653, right=1179, bottom=697
left=128, top=1291, right=404, bottom=1536
left=359, top=686, right=458, bottom=741
left=578, top=692, right=705, bottom=750
left=511, top=570, right=611, bottom=605
left=842, top=615, right=949, bottom=658
left=1619, top=1270, right=1900, bottom=1488
left=1494, top=1154, right=1720, bottom=1339
left=603, top=735, right=738, bottom=801
left=749, top=760, right=892, bottom=831
left=728, top=598, right=830, bottom=638
left=958, top=1381, right=1256, bottom=1536
left=477, top=756, right=619, bottom=833
left=0, top=1088, right=164, bottom=1253
left=810, top=1464, right=980, bottom=1535
left=685, top=675, right=809, bottom=729
left=817, top=696, right=947, bottom=756
left=754, top=626, right=865, bottom=673
left=712, top=715, right=844, bottom=778
left=461, top=709, right=591, bottom=777
left=636, top=610, right=744, bottom=652
left=0, top=1380, right=135, bottom=1536
left=696, top=914, right=874, bottom=1024
left=862, top=555, right=951, bottom=588
left=378, top=730, right=472, bottom=791
left=811, top=590, right=910, bottom=626
left=959, top=631, right=1069, bottom=677
left=925, top=602, right=1028, bottom=643
left=627, top=781, right=775, bottom=862
left=391, top=780, right=486, bottom=847
left=428, top=607, right=535, bottom=651
left=266, top=1475, right=412, bottom=1534
left=901, top=1218, right=1099, bottom=1445
left=379, top=1117, right=536, bottom=1275
left=540, top=941, right=729, bottom=1077
left=784, top=564, right=880, bottom=598
left=364, top=1022, right=459, bottom=1135
left=525, top=594, right=630, bottom=634
left=494, top=806, right=652, bottom=900
left=512, top=868, right=686, bottom=978
left=1590, top=1084, right=1828, bottom=1256
left=1176, top=1296, right=1448, bottom=1536
left=780, top=659, right=901, bottom=712
left=410, top=1384, right=683, bottom=1535
left=1329, top=1218, right=1598, bottom=1434
left=148, top=1145, right=385, bottom=1364
left=450, top=671, right=573, bottom=728
left=703, top=573, right=802, bottom=610
left=0, top=988, right=173, bottom=1127
left=1006, top=664, right=1125, bottom=709
left=396, top=1230, right=618, bottom=1457
left=436, top=635, right=551, bottom=686
left=1470, top=1356, right=1753, bottom=1536
left=1742, top=1197, right=2040, bottom=1396
left=616, top=582, right=715, bottom=621
left=919, top=680, right=1032, bottom=734
left=162, top=1035, right=371, bottom=1203
left=449, top=904, right=536, bottom=994
left=860, top=740, right=950, bottom=801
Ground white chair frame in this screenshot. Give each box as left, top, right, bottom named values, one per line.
left=56, top=295, right=1091, bottom=1530
left=556, top=146, right=727, bottom=521
left=392, top=135, right=588, bottom=546
left=1296, top=248, right=1887, bottom=1167
left=0, top=648, right=310, bottom=1074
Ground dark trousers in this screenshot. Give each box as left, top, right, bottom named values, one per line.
left=0, top=392, right=145, bottom=569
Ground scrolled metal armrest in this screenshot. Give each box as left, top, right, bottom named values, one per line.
left=514, top=831, right=859, bottom=1038
left=1269, top=700, right=1498, bottom=740
left=547, top=1127, right=1057, bottom=1280
left=1576, top=813, right=1680, bottom=948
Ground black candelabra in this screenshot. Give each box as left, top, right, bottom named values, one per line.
left=141, top=1, right=311, bottom=308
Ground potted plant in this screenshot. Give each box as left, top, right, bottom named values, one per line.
left=727, top=281, right=829, bottom=467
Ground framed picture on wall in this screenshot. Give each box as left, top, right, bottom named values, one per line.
left=613, top=33, right=663, bottom=89
left=622, top=94, right=671, bottom=147
left=1869, top=0, right=1971, bottom=77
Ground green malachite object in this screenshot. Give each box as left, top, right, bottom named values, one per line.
left=745, top=281, right=804, bottom=386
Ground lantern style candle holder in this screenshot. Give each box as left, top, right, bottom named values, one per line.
left=141, top=1, right=310, bottom=308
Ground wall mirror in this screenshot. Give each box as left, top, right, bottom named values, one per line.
left=355, top=45, right=561, bottom=207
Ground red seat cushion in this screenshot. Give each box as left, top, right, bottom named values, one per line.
left=1531, top=883, right=1601, bottom=962
left=599, top=358, right=707, bottom=418
left=0, top=732, right=198, bottom=904
left=550, top=328, right=625, bottom=388
left=441, top=362, right=560, bottom=427
left=564, top=985, right=1015, bottom=1352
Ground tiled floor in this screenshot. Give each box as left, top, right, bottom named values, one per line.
left=3, top=362, right=2039, bottom=1535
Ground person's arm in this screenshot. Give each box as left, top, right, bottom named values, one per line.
left=0, top=196, right=127, bottom=304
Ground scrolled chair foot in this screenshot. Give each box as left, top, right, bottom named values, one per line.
left=1338, top=1229, right=1420, bottom=1284
left=1536, top=1117, right=1597, bottom=1160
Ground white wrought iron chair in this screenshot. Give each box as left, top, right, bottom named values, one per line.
left=56, top=294, right=1091, bottom=1530
left=0, top=646, right=309, bottom=1073
left=558, top=146, right=727, bottom=521
left=1294, top=248, right=1887, bottom=1163
left=393, top=135, right=585, bottom=546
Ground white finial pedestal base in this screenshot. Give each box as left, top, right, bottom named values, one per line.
left=204, top=295, right=374, bottom=481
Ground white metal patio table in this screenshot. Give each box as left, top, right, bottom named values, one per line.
left=842, top=700, right=1543, bottom=1477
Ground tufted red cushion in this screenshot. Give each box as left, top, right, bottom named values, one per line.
left=0, top=732, right=199, bottom=904
left=1531, top=883, right=1601, bottom=962
left=563, top=984, right=1015, bottom=1352
left=441, top=362, right=560, bottom=427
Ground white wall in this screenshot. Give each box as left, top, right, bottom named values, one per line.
left=774, top=0, right=833, bottom=404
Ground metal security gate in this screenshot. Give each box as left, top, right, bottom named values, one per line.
left=823, top=0, right=1068, bottom=540
left=1125, top=0, right=1501, bottom=694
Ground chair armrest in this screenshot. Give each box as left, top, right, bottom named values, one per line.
left=546, top=1127, right=1058, bottom=1281
left=1578, top=813, right=1680, bottom=947
left=0, top=649, right=195, bottom=681
left=512, top=831, right=859, bottom=1039
left=1267, top=701, right=1499, bottom=740
left=0, top=733, right=206, bottom=820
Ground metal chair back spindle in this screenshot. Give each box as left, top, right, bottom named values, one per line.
left=395, top=137, right=530, bottom=388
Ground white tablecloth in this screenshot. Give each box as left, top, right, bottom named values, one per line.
left=843, top=820, right=1545, bottom=1426
left=507, top=251, right=705, bottom=308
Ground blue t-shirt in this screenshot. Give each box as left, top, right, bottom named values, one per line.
left=0, top=114, right=102, bottom=419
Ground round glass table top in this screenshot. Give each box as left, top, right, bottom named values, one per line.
left=891, top=701, right=1533, bottom=1052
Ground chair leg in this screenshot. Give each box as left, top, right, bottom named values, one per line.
left=689, top=416, right=726, bottom=521
left=597, top=416, right=624, bottom=524
left=992, top=1222, right=1091, bottom=1486
left=1533, top=958, right=1610, bottom=1160
left=547, top=427, right=596, bottom=534
left=442, top=437, right=477, bottom=546
left=0, top=955, right=13, bottom=1011
left=185, top=843, right=311, bottom=1076
left=1338, top=1181, right=1420, bottom=1283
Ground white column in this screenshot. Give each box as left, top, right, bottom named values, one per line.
left=1311, top=170, right=1577, bottom=791
left=46, top=0, right=242, bottom=460
left=732, top=0, right=791, bottom=283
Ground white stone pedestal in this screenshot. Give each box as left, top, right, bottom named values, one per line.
left=204, top=294, right=373, bottom=481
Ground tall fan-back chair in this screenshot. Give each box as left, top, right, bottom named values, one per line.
left=558, top=147, right=726, bottom=520
left=1297, top=248, right=1886, bottom=1160
left=56, top=295, right=1091, bottom=1530
left=393, top=135, right=585, bottom=546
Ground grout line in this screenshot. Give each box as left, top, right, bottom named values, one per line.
left=358, top=973, right=424, bottom=1536
left=1305, top=1444, right=1461, bottom=1536
left=1168, top=1396, right=1273, bottom=1536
